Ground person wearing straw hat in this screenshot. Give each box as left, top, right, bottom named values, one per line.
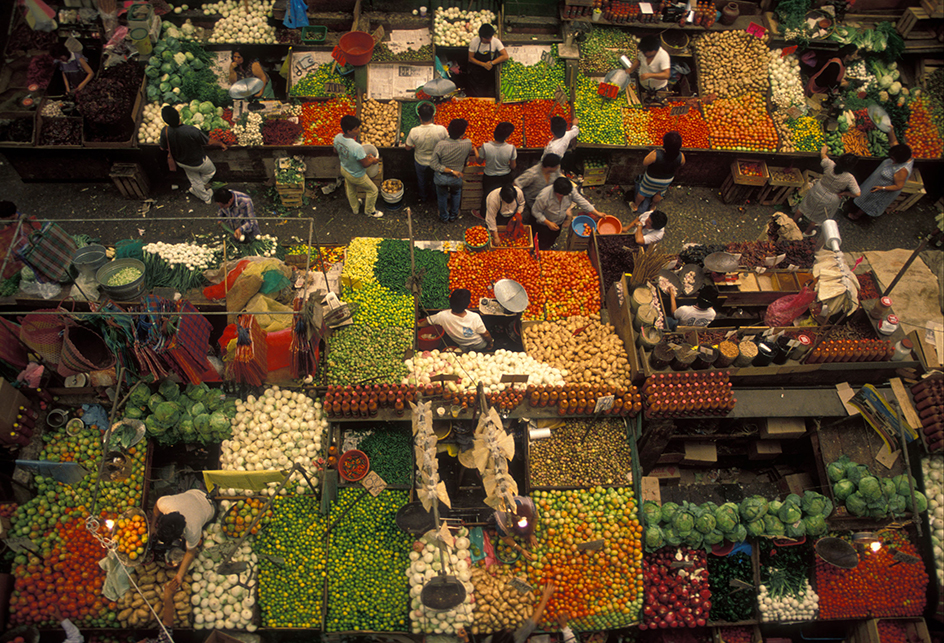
left=418, top=289, right=493, bottom=352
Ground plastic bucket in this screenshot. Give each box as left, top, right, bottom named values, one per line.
left=362, top=144, right=381, bottom=178
left=417, top=325, right=444, bottom=351
left=339, top=31, right=375, bottom=66
left=338, top=449, right=370, bottom=482
left=129, top=27, right=152, bottom=55
left=72, top=244, right=108, bottom=277
left=380, top=179, right=404, bottom=203
left=571, top=215, right=596, bottom=237
left=597, top=215, right=623, bottom=235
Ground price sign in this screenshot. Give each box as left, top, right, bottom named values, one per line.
left=670, top=560, right=694, bottom=569
left=509, top=576, right=534, bottom=593
left=577, top=539, right=606, bottom=551
left=786, top=106, right=804, bottom=120
left=639, top=2, right=654, bottom=13
left=670, top=105, right=690, bottom=115
left=891, top=548, right=921, bottom=564
left=361, top=471, right=388, bottom=497
left=431, top=374, right=461, bottom=382
left=725, top=330, right=738, bottom=339
left=593, top=395, right=615, bottom=414
left=438, top=522, right=455, bottom=547
left=500, top=374, right=530, bottom=383
left=324, top=81, right=346, bottom=95
left=746, top=22, right=767, bottom=38
left=781, top=45, right=798, bottom=57
left=541, top=50, right=555, bottom=66
left=554, top=85, right=569, bottom=108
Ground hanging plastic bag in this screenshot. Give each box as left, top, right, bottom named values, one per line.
left=283, top=0, right=309, bottom=28
left=763, top=285, right=817, bottom=327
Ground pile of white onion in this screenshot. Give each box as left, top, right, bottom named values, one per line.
left=758, top=579, right=819, bottom=622
left=922, top=455, right=944, bottom=588
left=204, top=0, right=277, bottom=44
left=407, top=528, right=474, bottom=634
left=220, top=386, right=327, bottom=494
left=404, top=349, right=565, bottom=394
left=189, top=523, right=258, bottom=631
left=768, top=50, right=805, bottom=111
left=434, top=7, right=497, bottom=47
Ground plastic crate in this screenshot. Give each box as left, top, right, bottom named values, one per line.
left=302, top=26, right=328, bottom=43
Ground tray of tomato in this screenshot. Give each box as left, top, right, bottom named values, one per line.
left=338, top=449, right=370, bottom=482
left=113, top=508, right=149, bottom=566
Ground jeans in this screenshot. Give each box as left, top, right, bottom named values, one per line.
left=433, top=172, right=463, bottom=221
left=176, top=157, right=216, bottom=203
left=340, top=166, right=378, bottom=214
left=414, top=161, right=435, bottom=203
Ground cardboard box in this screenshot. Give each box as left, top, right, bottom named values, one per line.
left=761, top=417, right=807, bottom=440
left=749, top=440, right=782, bottom=460
left=657, top=452, right=684, bottom=465
left=0, top=380, right=30, bottom=433
left=681, top=442, right=717, bottom=465
left=778, top=472, right=816, bottom=496
left=641, top=476, right=661, bottom=504
left=649, top=465, right=681, bottom=485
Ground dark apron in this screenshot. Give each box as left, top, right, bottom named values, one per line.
left=469, top=44, right=496, bottom=97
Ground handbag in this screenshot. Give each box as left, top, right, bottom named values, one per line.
left=164, top=127, right=177, bottom=171
left=58, top=320, right=116, bottom=377
left=17, top=222, right=77, bottom=282
left=19, top=309, right=65, bottom=364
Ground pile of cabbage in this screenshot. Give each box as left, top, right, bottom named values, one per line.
left=145, top=29, right=231, bottom=108
left=125, top=380, right=236, bottom=445
left=830, top=455, right=927, bottom=519
left=643, top=492, right=834, bottom=551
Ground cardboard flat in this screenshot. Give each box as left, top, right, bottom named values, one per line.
left=640, top=476, right=661, bottom=504
left=778, top=472, right=815, bottom=496
left=761, top=417, right=807, bottom=440
left=681, top=442, right=717, bottom=465
left=749, top=440, right=782, bottom=460
left=649, top=465, right=681, bottom=485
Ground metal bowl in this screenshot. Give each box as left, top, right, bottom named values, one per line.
left=703, top=252, right=740, bottom=273
left=678, top=263, right=705, bottom=296
left=493, top=279, right=529, bottom=313
left=657, top=269, right=682, bottom=294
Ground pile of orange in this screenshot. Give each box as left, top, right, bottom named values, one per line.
left=704, top=93, right=778, bottom=152
left=222, top=498, right=273, bottom=538
left=114, top=514, right=147, bottom=560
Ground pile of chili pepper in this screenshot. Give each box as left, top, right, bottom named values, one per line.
left=708, top=550, right=756, bottom=623
left=856, top=272, right=880, bottom=301
left=776, top=238, right=817, bottom=269
left=340, top=451, right=368, bottom=480
left=261, top=117, right=303, bottom=146
left=726, top=241, right=779, bottom=268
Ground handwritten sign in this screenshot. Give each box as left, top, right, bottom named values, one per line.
left=593, top=395, right=615, bottom=414
left=670, top=105, right=690, bottom=115
left=639, top=2, right=654, bottom=13
left=891, top=549, right=921, bottom=564
left=541, top=50, right=555, bottom=65
left=505, top=45, right=552, bottom=67
left=746, top=22, right=767, bottom=38
left=361, top=471, right=388, bottom=497
left=509, top=577, right=534, bottom=593
left=786, top=106, right=804, bottom=120
left=554, top=85, right=569, bottom=108
left=324, top=81, right=347, bottom=95
left=577, top=539, right=606, bottom=551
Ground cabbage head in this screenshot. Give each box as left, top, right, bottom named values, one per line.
left=894, top=474, right=911, bottom=497
left=661, top=502, right=680, bottom=525
left=158, top=379, right=180, bottom=401
left=740, top=496, right=769, bottom=523
left=881, top=478, right=897, bottom=500
left=715, top=503, right=740, bottom=533
left=129, top=384, right=151, bottom=407
left=847, top=464, right=870, bottom=486
left=144, top=415, right=165, bottom=435
left=763, top=514, right=785, bottom=536
left=191, top=58, right=205, bottom=71
left=643, top=501, right=662, bottom=526
left=859, top=476, right=883, bottom=501
left=200, top=101, right=215, bottom=114
left=205, top=394, right=224, bottom=412
left=803, top=514, right=827, bottom=536
left=904, top=490, right=927, bottom=513
left=888, top=494, right=907, bottom=516
left=703, top=529, right=724, bottom=546
left=730, top=524, right=748, bottom=543
left=801, top=491, right=832, bottom=517
left=663, top=526, right=681, bottom=547
left=828, top=456, right=850, bottom=482
left=178, top=418, right=194, bottom=437
left=695, top=512, right=716, bottom=535
left=645, top=525, right=665, bottom=550
left=148, top=393, right=165, bottom=413
left=779, top=498, right=802, bottom=524
left=701, top=501, right=719, bottom=516
left=125, top=406, right=144, bottom=420
left=768, top=500, right=783, bottom=516
left=154, top=401, right=181, bottom=426
left=673, top=509, right=695, bottom=536
left=746, top=518, right=766, bottom=537
left=785, top=518, right=806, bottom=539
left=147, top=85, right=160, bottom=101
left=834, top=480, right=856, bottom=501
left=846, top=492, right=868, bottom=516
left=189, top=401, right=207, bottom=417
left=146, top=66, right=160, bottom=79
left=867, top=501, right=888, bottom=518
left=684, top=530, right=704, bottom=549
left=209, top=411, right=231, bottom=437
left=194, top=413, right=211, bottom=434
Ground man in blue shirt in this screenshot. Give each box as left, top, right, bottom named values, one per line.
left=333, top=115, right=382, bottom=218
left=213, top=188, right=260, bottom=241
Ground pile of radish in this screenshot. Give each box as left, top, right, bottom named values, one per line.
left=758, top=578, right=819, bottom=622
left=641, top=546, right=711, bottom=630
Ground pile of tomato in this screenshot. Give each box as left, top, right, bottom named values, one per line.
left=301, top=98, right=356, bottom=146
left=876, top=620, right=910, bottom=643
left=815, top=531, right=927, bottom=619
left=448, top=248, right=546, bottom=320
left=704, top=93, right=779, bottom=152
left=434, top=99, right=526, bottom=148
left=647, top=102, right=711, bottom=150
left=209, top=128, right=237, bottom=146
left=905, top=96, right=944, bottom=159
left=623, top=108, right=654, bottom=146
left=516, top=100, right=571, bottom=150
left=464, top=226, right=488, bottom=247
left=541, top=252, right=601, bottom=320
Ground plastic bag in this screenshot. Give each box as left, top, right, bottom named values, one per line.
left=244, top=293, right=293, bottom=332
left=22, top=0, right=57, bottom=32
left=763, top=285, right=816, bottom=327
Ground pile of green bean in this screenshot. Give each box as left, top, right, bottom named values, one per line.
left=351, top=427, right=413, bottom=485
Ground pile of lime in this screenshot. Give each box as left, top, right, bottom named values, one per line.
left=326, top=324, right=412, bottom=386
left=500, top=45, right=566, bottom=101
left=289, top=64, right=356, bottom=98
left=575, top=75, right=626, bottom=145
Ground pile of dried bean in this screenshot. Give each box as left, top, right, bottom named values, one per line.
left=530, top=419, right=634, bottom=487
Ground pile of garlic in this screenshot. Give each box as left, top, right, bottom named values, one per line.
left=220, top=386, right=327, bottom=495
left=768, top=50, right=805, bottom=111
left=138, top=102, right=164, bottom=145
left=189, top=522, right=258, bottom=631
left=232, top=111, right=263, bottom=146
left=407, top=528, right=474, bottom=634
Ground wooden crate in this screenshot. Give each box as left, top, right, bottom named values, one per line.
left=721, top=160, right=768, bottom=205
left=0, top=110, right=36, bottom=146
left=582, top=165, right=609, bottom=187
left=109, top=162, right=150, bottom=200
left=888, top=167, right=926, bottom=213
left=845, top=619, right=930, bottom=643
left=797, top=169, right=823, bottom=199
left=759, top=166, right=804, bottom=205
left=921, top=0, right=943, bottom=18
left=897, top=7, right=931, bottom=37
left=84, top=77, right=145, bottom=148
left=276, top=180, right=305, bottom=207
left=488, top=225, right=533, bottom=251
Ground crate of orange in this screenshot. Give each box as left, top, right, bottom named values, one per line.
left=488, top=225, right=534, bottom=251
left=221, top=497, right=274, bottom=539
left=113, top=508, right=149, bottom=565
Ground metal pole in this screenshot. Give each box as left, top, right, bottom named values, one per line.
left=882, top=229, right=943, bottom=297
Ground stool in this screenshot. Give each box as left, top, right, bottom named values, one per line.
left=721, top=160, right=768, bottom=205
left=759, top=167, right=804, bottom=205
left=109, top=163, right=149, bottom=200
left=888, top=168, right=926, bottom=213
left=566, top=228, right=590, bottom=251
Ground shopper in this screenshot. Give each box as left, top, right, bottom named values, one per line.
left=542, top=116, right=580, bottom=173
left=404, top=102, right=448, bottom=204
left=632, top=131, right=685, bottom=213
left=52, top=43, right=93, bottom=95
left=848, top=129, right=914, bottom=221
left=515, top=153, right=562, bottom=215
left=668, top=287, right=718, bottom=329
left=151, top=489, right=216, bottom=590
left=229, top=47, right=275, bottom=99
left=477, top=121, right=518, bottom=213
left=794, top=146, right=860, bottom=234
left=213, top=188, right=260, bottom=241
left=466, top=23, right=508, bottom=97
left=485, top=583, right=556, bottom=643
left=630, top=209, right=668, bottom=246
left=531, top=177, right=605, bottom=250
left=333, top=115, right=382, bottom=218
left=430, top=118, right=476, bottom=222
left=805, top=44, right=858, bottom=97
left=52, top=603, right=84, bottom=643
left=418, top=288, right=493, bottom=352
left=483, top=185, right=526, bottom=246
left=496, top=495, right=539, bottom=559
left=556, top=611, right=578, bottom=643
left=628, top=35, right=671, bottom=92
left=160, top=106, right=227, bottom=204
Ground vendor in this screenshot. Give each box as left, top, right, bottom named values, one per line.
left=484, top=185, right=526, bottom=246
left=515, top=154, right=562, bottom=217
left=466, top=24, right=508, bottom=97
left=805, top=44, right=858, bottom=96
left=152, top=489, right=216, bottom=590
left=668, top=286, right=718, bottom=329
left=213, top=188, right=260, bottom=241
left=630, top=210, right=668, bottom=246
left=530, top=177, right=605, bottom=250
left=51, top=43, right=93, bottom=95
left=229, top=48, right=275, bottom=99
left=627, top=35, right=671, bottom=93
left=496, top=495, right=538, bottom=560
left=418, top=289, right=493, bottom=352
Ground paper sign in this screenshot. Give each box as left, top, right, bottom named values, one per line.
left=554, top=85, right=568, bottom=107
left=875, top=443, right=900, bottom=469
left=746, top=22, right=767, bottom=38
left=891, top=549, right=921, bottom=564
left=290, top=50, right=336, bottom=85
left=384, top=29, right=432, bottom=55
left=361, top=471, right=388, bottom=497
left=836, top=383, right=860, bottom=415
left=509, top=576, right=534, bottom=593
left=541, top=49, right=555, bottom=65
left=670, top=560, right=694, bottom=568
left=670, top=105, right=690, bottom=115
left=431, top=374, right=461, bottom=382
left=639, top=2, right=654, bottom=13
left=324, top=81, right=346, bottom=95
left=500, top=374, right=530, bottom=383
left=781, top=45, right=798, bottom=57
left=438, top=522, right=455, bottom=547
left=577, top=539, right=606, bottom=551
left=786, top=106, right=804, bottom=120
left=3, top=537, right=39, bottom=553
left=593, top=396, right=615, bottom=413
left=367, top=64, right=434, bottom=100
left=725, top=330, right=738, bottom=339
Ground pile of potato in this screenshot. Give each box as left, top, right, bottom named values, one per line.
left=694, top=31, right=770, bottom=98
left=115, top=561, right=193, bottom=628
left=773, top=112, right=796, bottom=153
left=360, top=98, right=399, bottom=147
left=470, top=565, right=535, bottom=634
left=523, top=314, right=632, bottom=388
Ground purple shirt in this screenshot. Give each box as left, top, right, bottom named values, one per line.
left=218, top=190, right=260, bottom=238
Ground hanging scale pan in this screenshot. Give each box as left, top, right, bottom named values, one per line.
left=867, top=104, right=892, bottom=133
left=423, top=75, right=457, bottom=98
left=814, top=537, right=859, bottom=569
left=493, top=279, right=529, bottom=314
left=229, top=77, right=265, bottom=100
left=421, top=573, right=467, bottom=610
left=703, top=252, right=740, bottom=273
left=395, top=501, right=438, bottom=536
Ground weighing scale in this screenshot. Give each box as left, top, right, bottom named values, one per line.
left=228, top=77, right=266, bottom=116
left=867, top=104, right=893, bottom=133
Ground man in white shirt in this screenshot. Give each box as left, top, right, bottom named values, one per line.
left=668, top=287, right=718, bottom=329
left=404, top=102, right=448, bottom=204
left=467, top=23, right=508, bottom=97
left=631, top=209, right=668, bottom=245
left=542, top=116, right=580, bottom=163
left=483, top=184, right=526, bottom=245
left=531, top=177, right=605, bottom=250
left=152, top=489, right=216, bottom=589
left=418, top=289, right=493, bottom=351
left=628, top=35, right=672, bottom=91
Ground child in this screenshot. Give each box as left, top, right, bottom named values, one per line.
left=668, top=287, right=717, bottom=329
left=418, top=289, right=493, bottom=351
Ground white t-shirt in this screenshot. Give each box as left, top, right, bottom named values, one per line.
left=542, top=125, right=579, bottom=160
left=638, top=48, right=671, bottom=90
left=479, top=141, right=517, bottom=176
left=156, top=489, right=215, bottom=549
left=674, top=305, right=716, bottom=327
left=428, top=309, right=487, bottom=349
left=638, top=210, right=665, bottom=244
left=468, top=35, right=505, bottom=57
left=406, top=123, right=448, bottom=166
